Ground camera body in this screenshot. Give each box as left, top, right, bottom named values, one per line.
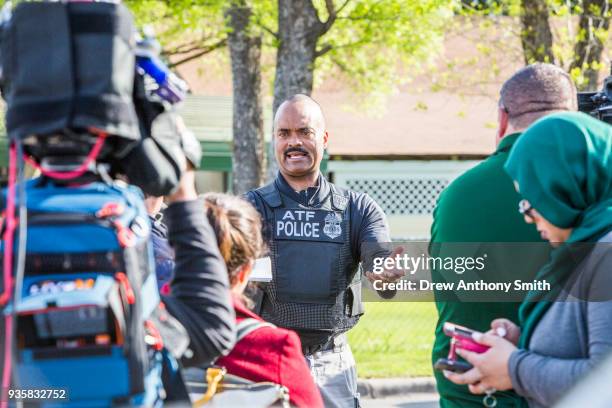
left=0, top=1, right=194, bottom=196
left=578, top=67, right=612, bottom=124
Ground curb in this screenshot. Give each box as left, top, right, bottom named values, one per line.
left=358, top=377, right=436, bottom=399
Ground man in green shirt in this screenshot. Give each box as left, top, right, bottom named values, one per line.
left=430, top=63, right=577, bottom=407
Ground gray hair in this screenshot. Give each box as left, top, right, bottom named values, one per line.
left=500, top=63, right=577, bottom=129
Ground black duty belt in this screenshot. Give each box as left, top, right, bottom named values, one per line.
left=303, top=333, right=347, bottom=355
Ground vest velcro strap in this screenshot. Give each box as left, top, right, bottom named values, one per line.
left=256, top=182, right=282, bottom=208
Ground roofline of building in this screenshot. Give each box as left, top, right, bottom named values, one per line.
left=328, top=153, right=489, bottom=161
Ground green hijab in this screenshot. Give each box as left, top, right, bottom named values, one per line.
left=504, top=111, right=612, bottom=348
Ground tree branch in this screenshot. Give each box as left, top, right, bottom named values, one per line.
left=321, top=0, right=351, bottom=35
left=330, top=55, right=354, bottom=76
left=163, top=39, right=212, bottom=56
left=334, top=0, right=395, bottom=23
left=316, top=36, right=371, bottom=57
left=167, top=38, right=227, bottom=68
left=336, top=0, right=352, bottom=15
left=315, top=43, right=333, bottom=57
left=324, top=0, right=335, bottom=19
left=258, top=22, right=279, bottom=39
left=336, top=14, right=398, bottom=22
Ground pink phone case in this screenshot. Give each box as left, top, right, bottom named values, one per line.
left=443, top=322, right=490, bottom=354
left=453, top=336, right=490, bottom=354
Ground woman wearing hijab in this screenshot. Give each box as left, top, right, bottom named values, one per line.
left=444, top=112, right=612, bottom=407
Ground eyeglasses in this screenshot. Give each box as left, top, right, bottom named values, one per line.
left=518, top=199, right=535, bottom=219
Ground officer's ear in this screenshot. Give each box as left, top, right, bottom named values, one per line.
left=323, top=131, right=329, bottom=149
left=496, top=107, right=509, bottom=143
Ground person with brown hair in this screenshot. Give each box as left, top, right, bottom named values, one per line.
left=201, top=192, right=324, bottom=408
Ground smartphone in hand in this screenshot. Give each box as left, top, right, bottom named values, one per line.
left=434, top=322, right=489, bottom=374
left=434, top=358, right=473, bottom=373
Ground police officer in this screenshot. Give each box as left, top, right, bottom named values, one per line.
left=246, top=94, right=401, bottom=408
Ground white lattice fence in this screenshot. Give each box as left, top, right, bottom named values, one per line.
left=343, top=177, right=449, bottom=215
left=330, top=160, right=479, bottom=238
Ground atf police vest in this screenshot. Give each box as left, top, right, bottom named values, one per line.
left=249, top=181, right=363, bottom=337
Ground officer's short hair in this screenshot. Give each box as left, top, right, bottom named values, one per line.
left=500, top=63, right=577, bottom=129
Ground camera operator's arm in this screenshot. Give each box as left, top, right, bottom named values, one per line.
left=161, top=169, right=236, bottom=367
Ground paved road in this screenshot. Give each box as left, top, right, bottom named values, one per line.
left=188, top=392, right=439, bottom=407
left=361, top=393, right=439, bottom=408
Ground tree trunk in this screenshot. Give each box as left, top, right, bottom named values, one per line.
left=268, top=0, right=323, bottom=180
left=520, top=0, right=555, bottom=64
left=570, top=0, right=611, bottom=91
left=272, top=0, right=322, bottom=112
left=227, top=1, right=265, bottom=194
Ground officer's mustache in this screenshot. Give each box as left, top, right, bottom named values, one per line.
left=284, top=147, right=310, bottom=157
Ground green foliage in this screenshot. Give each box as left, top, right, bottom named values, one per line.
left=311, top=0, right=455, bottom=110
left=126, top=0, right=227, bottom=36
left=433, top=0, right=611, bottom=98
left=126, top=0, right=454, bottom=112
left=124, top=0, right=276, bottom=60
left=124, top=0, right=229, bottom=67
left=125, top=0, right=610, bottom=105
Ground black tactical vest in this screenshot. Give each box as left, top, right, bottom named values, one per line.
left=248, top=180, right=363, bottom=344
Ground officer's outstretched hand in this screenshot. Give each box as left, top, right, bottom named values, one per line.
left=365, top=246, right=405, bottom=284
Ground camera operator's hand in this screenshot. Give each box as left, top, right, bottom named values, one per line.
left=165, top=116, right=201, bottom=204
left=166, top=163, right=197, bottom=203
left=176, top=117, right=202, bottom=170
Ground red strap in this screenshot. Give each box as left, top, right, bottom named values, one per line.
left=23, top=129, right=108, bottom=180
left=1, top=142, right=18, bottom=407
left=0, top=143, right=17, bottom=307
left=96, top=202, right=125, bottom=218
left=115, top=272, right=135, bottom=305
left=114, top=220, right=135, bottom=248
left=144, top=320, right=164, bottom=351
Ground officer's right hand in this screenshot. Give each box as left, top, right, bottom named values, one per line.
left=365, top=246, right=405, bottom=284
